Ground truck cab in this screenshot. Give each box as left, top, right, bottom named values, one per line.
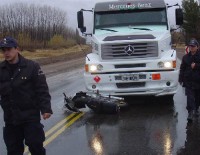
left=77, top=0, right=183, bottom=97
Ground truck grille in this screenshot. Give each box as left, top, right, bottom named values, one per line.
left=101, top=42, right=158, bottom=60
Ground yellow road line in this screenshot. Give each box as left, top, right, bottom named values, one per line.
left=44, top=112, right=84, bottom=146
left=45, top=113, right=76, bottom=137
left=25, top=112, right=84, bottom=154
left=25, top=113, right=76, bottom=153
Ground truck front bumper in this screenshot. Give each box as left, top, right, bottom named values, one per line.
left=84, top=70, right=178, bottom=96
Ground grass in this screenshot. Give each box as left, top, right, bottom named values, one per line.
left=0, top=45, right=90, bottom=61
left=174, top=44, right=185, bottom=48
left=0, top=44, right=184, bottom=62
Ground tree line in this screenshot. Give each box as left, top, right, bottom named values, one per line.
left=182, top=0, right=200, bottom=43
left=4, top=1, right=199, bottom=49
left=0, top=3, right=85, bottom=50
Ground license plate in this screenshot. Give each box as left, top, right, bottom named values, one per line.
left=121, top=74, right=139, bottom=81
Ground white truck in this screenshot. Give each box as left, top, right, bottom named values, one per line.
left=77, top=0, right=183, bottom=97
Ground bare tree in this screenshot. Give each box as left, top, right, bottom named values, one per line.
left=0, top=3, right=84, bottom=49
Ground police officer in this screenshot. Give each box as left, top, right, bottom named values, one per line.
left=0, top=37, right=53, bottom=155
left=179, top=39, right=200, bottom=122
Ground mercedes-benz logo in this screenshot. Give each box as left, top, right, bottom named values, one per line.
left=124, top=45, right=134, bottom=56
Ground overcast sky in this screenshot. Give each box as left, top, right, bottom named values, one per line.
left=1, top=0, right=184, bottom=31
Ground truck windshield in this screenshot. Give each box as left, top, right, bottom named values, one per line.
left=94, top=8, right=167, bottom=29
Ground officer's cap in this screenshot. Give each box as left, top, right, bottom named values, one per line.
left=0, top=37, right=18, bottom=49
left=188, top=39, right=199, bottom=47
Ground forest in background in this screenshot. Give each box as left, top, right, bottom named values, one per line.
left=173, top=0, right=200, bottom=45
left=0, top=3, right=85, bottom=51
left=1, top=0, right=200, bottom=50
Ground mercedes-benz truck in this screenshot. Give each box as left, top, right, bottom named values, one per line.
left=77, top=0, right=183, bottom=97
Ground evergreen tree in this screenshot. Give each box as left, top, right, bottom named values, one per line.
left=182, top=0, right=200, bottom=42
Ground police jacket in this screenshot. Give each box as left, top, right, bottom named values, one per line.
left=0, top=54, right=52, bottom=124
left=179, top=51, right=200, bottom=89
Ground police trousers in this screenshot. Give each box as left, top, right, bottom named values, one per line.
left=3, top=121, right=45, bottom=155
left=185, top=88, right=200, bottom=112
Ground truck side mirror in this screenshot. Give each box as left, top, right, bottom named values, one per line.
left=176, top=8, right=183, bottom=25
left=77, top=11, right=86, bottom=33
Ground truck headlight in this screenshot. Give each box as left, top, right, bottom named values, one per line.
left=164, top=61, right=172, bottom=68
left=85, top=64, right=103, bottom=72
left=157, top=61, right=176, bottom=69
left=90, top=65, right=98, bottom=72
left=158, top=62, right=164, bottom=68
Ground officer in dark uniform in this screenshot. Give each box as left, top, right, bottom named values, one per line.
left=0, top=37, right=53, bottom=155
left=179, top=39, right=200, bottom=122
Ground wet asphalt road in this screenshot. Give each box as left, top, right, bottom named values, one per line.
left=1, top=49, right=200, bottom=155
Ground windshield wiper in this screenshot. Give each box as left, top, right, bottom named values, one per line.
left=98, top=28, right=118, bottom=32
left=130, top=27, right=152, bottom=31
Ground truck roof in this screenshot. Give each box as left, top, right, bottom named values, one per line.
left=94, top=0, right=166, bottom=12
